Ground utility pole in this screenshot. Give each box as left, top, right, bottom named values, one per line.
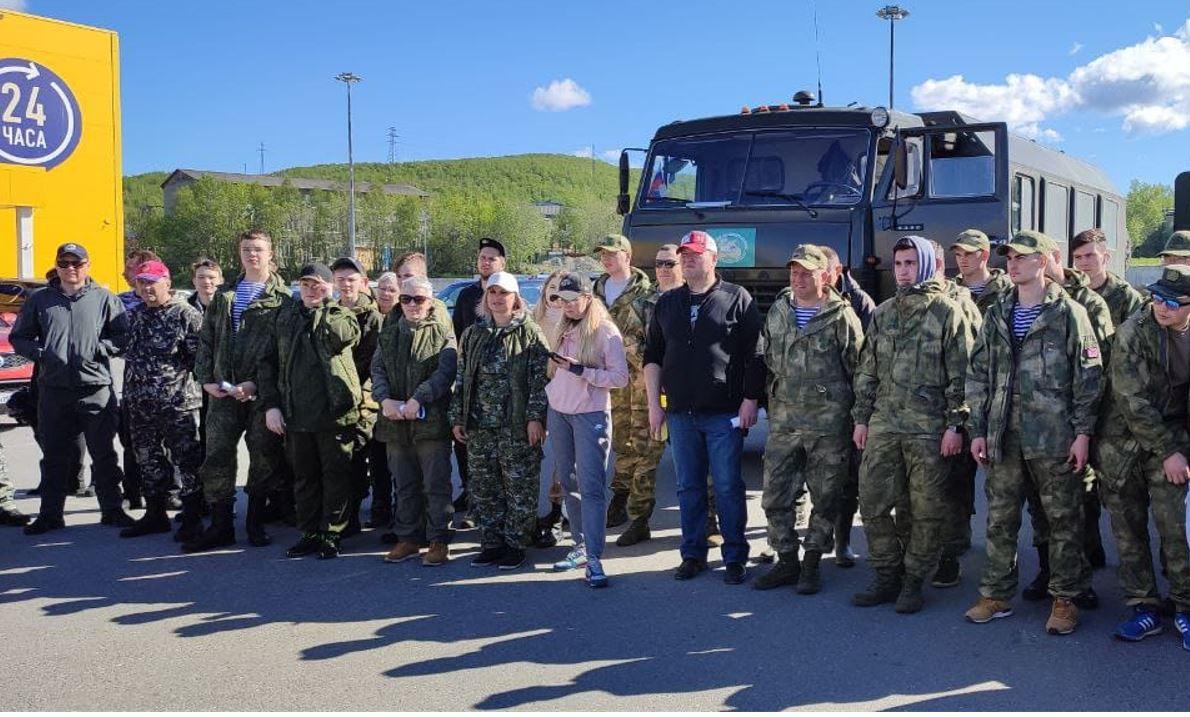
left=876, top=5, right=909, bottom=109
left=387, top=127, right=400, bottom=163
left=258, top=142, right=267, bottom=174
left=335, top=72, right=362, bottom=258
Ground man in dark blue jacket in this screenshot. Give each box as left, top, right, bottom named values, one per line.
left=11, top=243, right=132, bottom=535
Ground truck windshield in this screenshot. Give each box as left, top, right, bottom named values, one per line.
left=640, top=128, right=870, bottom=209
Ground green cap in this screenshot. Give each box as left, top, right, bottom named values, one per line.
left=951, top=229, right=990, bottom=253
left=1147, top=265, right=1190, bottom=301
left=1159, top=230, right=1190, bottom=258
left=997, top=230, right=1055, bottom=257
left=592, top=233, right=631, bottom=254
left=786, top=244, right=828, bottom=271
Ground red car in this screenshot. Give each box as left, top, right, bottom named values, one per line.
left=0, top=280, right=43, bottom=418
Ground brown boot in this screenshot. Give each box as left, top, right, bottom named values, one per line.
left=1046, top=597, right=1079, bottom=635
left=384, top=541, right=423, bottom=563
left=422, top=542, right=449, bottom=566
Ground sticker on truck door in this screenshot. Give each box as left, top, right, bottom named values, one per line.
left=706, top=228, right=756, bottom=268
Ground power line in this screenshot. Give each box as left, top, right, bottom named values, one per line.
left=258, top=141, right=267, bottom=174
left=387, top=127, right=400, bottom=163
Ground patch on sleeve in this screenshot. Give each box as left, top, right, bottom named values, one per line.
left=1083, top=343, right=1101, bottom=361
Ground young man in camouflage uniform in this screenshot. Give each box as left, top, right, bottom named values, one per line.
left=118, top=260, right=206, bottom=540
left=1160, top=230, right=1190, bottom=267
left=260, top=263, right=363, bottom=560
left=851, top=236, right=971, bottom=614
left=1017, top=243, right=1116, bottom=607
left=964, top=230, right=1102, bottom=636
left=592, top=234, right=666, bottom=545
left=1096, top=266, right=1190, bottom=650
left=756, top=245, right=863, bottom=594
left=331, top=257, right=383, bottom=537
left=1072, top=228, right=1143, bottom=329
left=950, top=229, right=1013, bottom=313
left=185, top=229, right=292, bottom=552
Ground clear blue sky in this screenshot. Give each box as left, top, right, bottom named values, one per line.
left=16, top=0, right=1190, bottom=190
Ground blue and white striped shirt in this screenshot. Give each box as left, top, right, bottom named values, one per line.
left=791, top=305, right=820, bottom=329
left=1012, top=304, right=1044, bottom=343
left=232, top=280, right=266, bottom=333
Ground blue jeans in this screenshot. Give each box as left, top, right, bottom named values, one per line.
left=667, top=411, right=748, bottom=564
left=546, top=407, right=613, bottom=561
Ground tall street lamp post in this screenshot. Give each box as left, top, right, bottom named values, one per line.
left=875, top=5, right=909, bottom=110
left=335, top=71, right=362, bottom=258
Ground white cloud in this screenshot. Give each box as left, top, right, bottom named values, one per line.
left=1069, top=42, right=1083, bottom=55
left=531, top=78, right=591, bottom=112
left=910, top=18, right=1190, bottom=137
left=0, top=0, right=28, bottom=9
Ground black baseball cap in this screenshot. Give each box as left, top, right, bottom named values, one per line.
left=297, top=263, right=333, bottom=283
left=56, top=242, right=89, bottom=261
left=330, top=256, right=365, bottom=274
left=555, top=271, right=592, bottom=300
left=478, top=237, right=506, bottom=257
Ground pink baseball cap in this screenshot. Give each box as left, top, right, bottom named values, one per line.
left=678, top=230, right=717, bottom=254
left=135, top=260, right=171, bottom=282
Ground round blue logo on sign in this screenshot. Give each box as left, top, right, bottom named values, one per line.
left=0, top=58, right=83, bottom=170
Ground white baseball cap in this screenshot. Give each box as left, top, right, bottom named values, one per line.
left=484, top=271, right=519, bottom=294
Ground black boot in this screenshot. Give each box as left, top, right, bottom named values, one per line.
left=182, top=499, right=235, bottom=553
left=852, top=570, right=902, bottom=607
left=531, top=504, right=562, bottom=548
left=173, top=494, right=205, bottom=544
left=100, top=508, right=135, bottom=528
left=605, top=491, right=629, bottom=528
left=754, top=552, right=801, bottom=590
left=834, top=513, right=858, bottom=568
left=119, top=497, right=171, bottom=538
left=1022, top=546, right=1050, bottom=601
left=342, top=500, right=363, bottom=538
left=894, top=576, right=925, bottom=614
left=245, top=494, right=272, bottom=547
left=616, top=516, right=651, bottom=547
left=797, top=551, right=823, bottom=594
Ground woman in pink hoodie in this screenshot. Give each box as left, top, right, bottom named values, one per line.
left=544, top=271, right=629, bottom=587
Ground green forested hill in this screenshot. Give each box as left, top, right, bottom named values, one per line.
left=123, top=154, right=631, bottom=278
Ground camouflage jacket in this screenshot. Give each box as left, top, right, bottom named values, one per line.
left=449, top=313, right=549, bottom=432
left=763, top=288, right=864, bottom=435
left=956, top=268, right=1013, bottom=314
left=852, top=279, right=971, bottom=436
left=944, top=278, right=984, bottom=334
left=342, top=292, right=383, bottom=441
left=372, top=302, right=457, bottom=444
left=966, top=281, right=1103, bottom=462
left=1094, top=309, right=1190, bottom=486
left=1094, top=272, right=1144, bottom=331
left=194, top=272, right=292, bottom=387
left=594, top=267, right=653, bottom=371
left=257, top=298, right=362, bottom=432
left=123, top=296, right=204, bottom=412
left=1059, top=268, right=1115, bottom=363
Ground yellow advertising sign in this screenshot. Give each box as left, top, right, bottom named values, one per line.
left=0, top=9, right=123, bottom=290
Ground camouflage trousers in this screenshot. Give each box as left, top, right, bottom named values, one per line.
left=288, top=429, right=355, bottom=535
left=858, top=431, right=949, bottom=580
left=468, top=426, right=542, bottom=549
left=1100, top=451, right=1190, bottom=612
left=762, top=429, right=850, bottom=554
left=1025, top=470, right=1102, bottom=555
left=199, top=397, right=286, bottom=504
left=0, top=440, right=11, bottom=508
left=979, top=426, right=1089, bottom=601
left=128, top=407, right=203, bottom=500
left=940, top=433, right=978, bottom=560
left=609, top=369, right=665, bottom=520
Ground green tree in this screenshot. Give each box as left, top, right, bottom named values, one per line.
left=1126, top=179, right=1174, bottom=257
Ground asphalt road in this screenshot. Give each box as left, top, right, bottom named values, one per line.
left=1, top=416, right=1186, bottom=711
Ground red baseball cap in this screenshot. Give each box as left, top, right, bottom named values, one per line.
left=678, top=230, right=717, bottom=255
left=135, top=260, right=171, bottom=282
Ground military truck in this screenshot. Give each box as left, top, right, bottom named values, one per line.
left=617, top=93, right=1127, bottom=306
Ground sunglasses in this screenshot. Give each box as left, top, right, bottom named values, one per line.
left=1152, top=295, right=1190, bottom=310
left=548, top=294, right=583, bottom=305
left=56, top=259, right=86, bottom=269
left=655, top=260, right=677, bottom=269
left=399, top=295, right=430, bottom=305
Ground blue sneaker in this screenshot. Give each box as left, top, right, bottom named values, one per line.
left=1175, top=612, right=1190, bottom=652
left=553, top=546, right=587, bottom=572
left=1114, top=605, right=1163, bottom=641
left=585, top=558, right=609, bottom=588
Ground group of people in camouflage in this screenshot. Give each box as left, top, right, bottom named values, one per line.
left=1, top=222, right=1188, bottom=650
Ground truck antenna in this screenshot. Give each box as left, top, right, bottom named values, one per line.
left=813, top=0, right=825, bottom=106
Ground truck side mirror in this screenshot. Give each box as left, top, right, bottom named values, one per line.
left=893, top=139, right=908, bottom=191
left=617, top=150, right=631, bottom=215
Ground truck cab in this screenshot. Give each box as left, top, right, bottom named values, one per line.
left=618, top=95, right=1126, bottom=307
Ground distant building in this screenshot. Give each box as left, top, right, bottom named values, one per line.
left=533, top=199, right=564, bottom=220
left=161, top=169, right=429, bottom=213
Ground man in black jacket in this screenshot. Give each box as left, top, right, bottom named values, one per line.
left=644, top=230, right=765, bottom=584
left=11, top=243, right=132, bottom=535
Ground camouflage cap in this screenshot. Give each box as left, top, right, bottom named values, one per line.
left=951, top=229, right=990, bottom=253
left=997, top=230, right=1055, bottom=257
left=1159, top=230, right=1190, bottom=258
left=593, top=233, right=631, bottom=254
left=1147, top=265, right=1190, bottom=301
left=786, top=244, right=828, bottom=271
